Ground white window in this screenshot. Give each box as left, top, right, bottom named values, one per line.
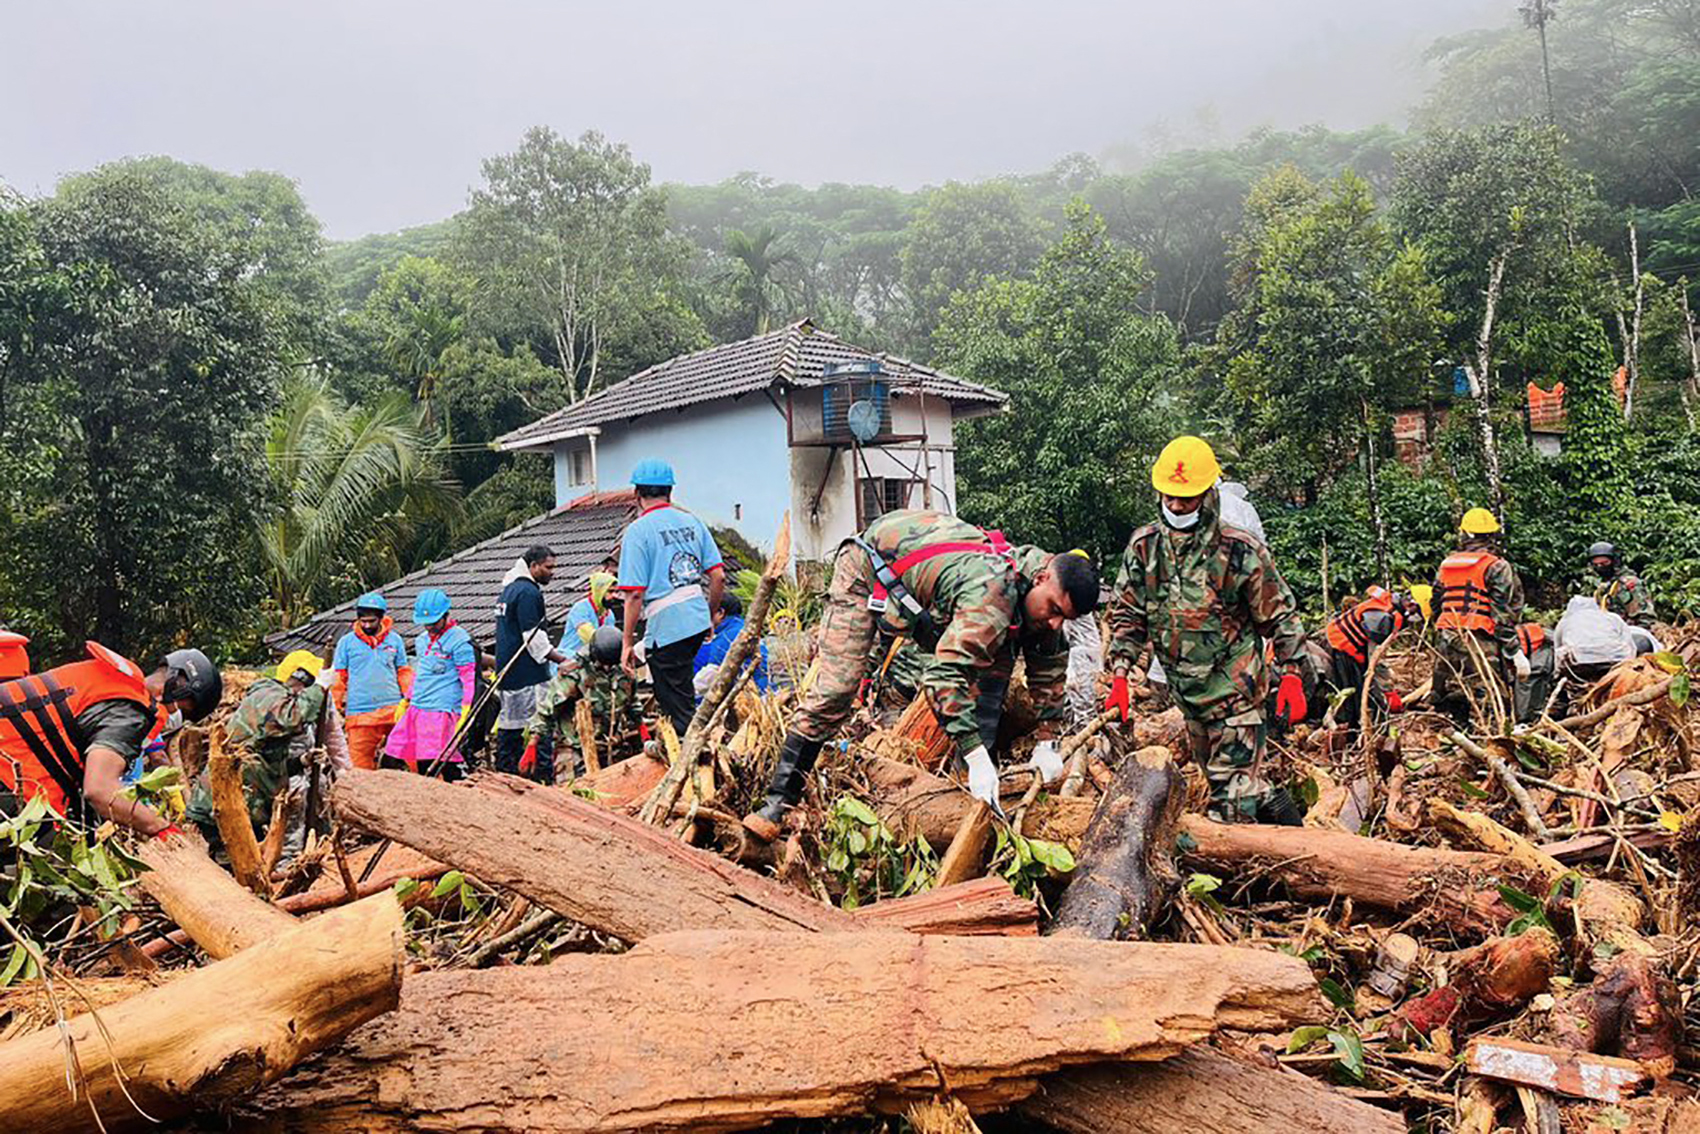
left=566, top=447, right=591, bottom=486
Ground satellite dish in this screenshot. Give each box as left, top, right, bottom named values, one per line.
left=847, top=399, right=882, bottom=443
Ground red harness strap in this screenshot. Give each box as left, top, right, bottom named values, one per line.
left=868, top=530, right=1014, bottom=604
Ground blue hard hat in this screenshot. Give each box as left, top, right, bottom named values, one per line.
left=412, top=588, right=452, bottom=625
left=354, top=591, right=388, bottom=614
left=630, top=459, right=675, bottom=487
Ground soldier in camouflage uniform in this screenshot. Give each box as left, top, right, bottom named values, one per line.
left=1103, top=437, right=1309, bottom=823
left=523, top=625, right=643, bottom=779
left=1431, top=509, right=1527, bottom=726
left=1588, top=541, right=1656, bottom=629
left=871, top=617, right=1071, bottom=749
left=742, top=510, right=1099, bottom=841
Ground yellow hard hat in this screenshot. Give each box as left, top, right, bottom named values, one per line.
left=1460, top=507, right=1501, bottom=535
left=276, top=649, right=323, bottom=684
left=1067, top=548, right=1090, bottom=559
left=1408, top=584, right=1434, bottom=623
left=1151, top=436, right=1221, bottom=498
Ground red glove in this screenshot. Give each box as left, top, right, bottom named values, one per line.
left=154, top=824, right=184, bottom=842
left=1386, top=690, right=1405, bottom=714
left=518, top=737, right=538, bottom=775
left=1103, top=674, right=1132, bottom=722
left=856, top=676, right=873, bottom=704
left=638, top=721, right=651, bottom=743
left=1275, top=673, right=1308, bottom=725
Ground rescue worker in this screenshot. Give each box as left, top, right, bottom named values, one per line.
left=693, top=592, right=769, bottom=695
left=384, top=588, right=476, bottom=780
left=0, top=643, right=221, bottom=836
left=525, top=624, right=644, bottom=779
left=330, top=592, right=412, bottom=770
left=561, top=569, right=618, bottom=653
left=743, top=510, right=1098, bottom=841
left=1103, top=436, right=1309, bottom=823
left=617, top=460, right=725, bottom=736
left=187, top=649, right=346, bottom=847
left=1513, top=622, right=1558, bottom=724
left=1588, top=541, right=1656, bottom=630
left=496, top=545, right=568, bottom=782
left=1430, top=508, right=1527, bottom=726
left=1310, top=586, right=1423, bottom=728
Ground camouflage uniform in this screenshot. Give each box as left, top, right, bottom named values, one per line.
left=1597, top=569, right=1656, bottom=630
left=1105, top=488, right=1306, bottom=819
left=187, top=678, right=326, bottom=836
left=1431, top=537, right=1525, bottom=725
left=525, top=655, right=642, bottom=764
left=795, top=510, right=1063, bottom=761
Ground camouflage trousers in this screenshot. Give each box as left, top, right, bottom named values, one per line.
left=1182, top=701, right=1273, bottom=822
left=792, top=544, right=880, bottom=743
left=1432, top=633, right=1512, bottom=726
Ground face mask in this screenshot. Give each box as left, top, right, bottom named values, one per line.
left=162, top=709, right=185, bottom=736
left=1161, top=503, right=1201, bottom=530
left=1593, top=561, right=1615, bottom=579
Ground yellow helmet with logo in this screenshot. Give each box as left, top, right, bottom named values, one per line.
left=1151, top=436, right=1221, bottom=498
left=1460, top=507, right=1501, bottom=535
left=276, top=649, right=323, bottom=684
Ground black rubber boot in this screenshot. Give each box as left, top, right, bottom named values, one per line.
left=743, top=733, right=824, bottom=841
left=1256, top=786, right=1306, bottom=827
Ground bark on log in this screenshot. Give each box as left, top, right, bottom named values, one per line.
left=334, top=767, right=860, bottom=940
left=1020, top=1045, right=1406, bottom=1134
left=0, top=892, right=403, bottom=1134
left=1050, top=746, right=1182, bottom=940
left=570, top=750, right=670, bottom=808
left=208, top=726, right=272, bottom=897
left=246, top=929, right=1323, bottom=1133
left=864, top=756, right=1095, bottom=851
left=851, top=877, right=1038, bottom=936
left=137, top=830, right=296, bottom=959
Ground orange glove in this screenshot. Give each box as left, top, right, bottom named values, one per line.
left=518, top=737, right=538, bottom=775
left=1103, top=674, right=1132, bottom=722
left=1275, top=673, right=1308, bottom=725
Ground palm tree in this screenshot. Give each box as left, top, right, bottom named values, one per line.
left=724, top=226, right=797, bottom=335
left=1520, top=0, right=1559, bottom=125
left=384, top=296, right=463, bottom=427
left=257, top=374, right=464, bottom=628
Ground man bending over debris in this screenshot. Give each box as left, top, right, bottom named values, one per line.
left=525, top=625, right=644, bottom=779
left=1103, top=436, right=1309, bottom=824
left=742, top=509, right=1099, bottom=842
left=1279, top=586, right=1425, bottom=731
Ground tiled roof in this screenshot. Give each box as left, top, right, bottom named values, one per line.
left=265, top=492, right=639, bottom=655
left=495, top=319, right=1007, bottom=451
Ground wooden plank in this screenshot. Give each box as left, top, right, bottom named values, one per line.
left=1464, top=1037, right=1650, bottom=1102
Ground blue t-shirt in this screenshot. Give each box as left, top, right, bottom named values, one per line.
left=495, top=575, right=552, bottom=691
left=559, top=596, right=613, bottom=653
left=333, top=626, right=409, bottom=715
left=693, top=614, right=769, bottom=693
left=618, top=503, right=722, bottom=649
left=411, top=624, right=476, bottom=713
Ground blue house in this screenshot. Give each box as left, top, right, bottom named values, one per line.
left=494, top=320, right=1008, bottom=562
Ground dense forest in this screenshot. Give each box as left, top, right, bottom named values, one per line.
left=4, top=0, right=1700, bottom=664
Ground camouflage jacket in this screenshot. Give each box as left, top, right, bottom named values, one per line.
left=1597, top=569, right=1655, bottom=630
left=226, top=678, right=326, bottom=766
left=526, top=655, right=641, bottom=747
left=1434, top=538, right=1526, bottom=664
left=856, top=510, right=1062, bottom=753
left=1106, top=488, right=1305, bottom=721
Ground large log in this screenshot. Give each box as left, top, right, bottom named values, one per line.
left=864, top=755, right=1095, bottom=851
left=137, top=829, right=297, bottom=958
left=852, top=876, right=1038, bottom=936
left=0, top=893, right=403, bottom=1134
left=247, top=929, right=1323, bottom=1133
left=333, top=767, right=861, bottom=939
left=1050, top=746, right=1183, bottom=939
left=1020, top=1046, right=1406, bottom=1134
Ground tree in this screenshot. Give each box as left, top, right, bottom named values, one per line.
left=360, top=256, right=466, bottom=424
left=935, top=204, right=1179, bottom=558
left=1520, top=0, right=1560, bottom=124
left=458, top=127, right=695, bottom=401
left=722, top=225, right=797, bottom=336
left=900, top=181, right=1044, bottom=354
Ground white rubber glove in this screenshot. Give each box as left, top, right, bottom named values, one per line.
left=963, top=746, right=1004, bottom=816
left=1512, top=651, right=1531, bottom=680
left=315, top=667, right=335, bottom=689
left=1028, top=739, right=1065, bottom=785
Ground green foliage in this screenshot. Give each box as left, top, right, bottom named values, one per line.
left=901, top=181, right=1045, bottom=353
left=991, top=826, right=1075, bottom=901
left=820, top=795, right=936, bottom=910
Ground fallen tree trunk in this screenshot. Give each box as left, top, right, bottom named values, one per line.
left=334, top=768, right=861, bottom=939
left=1020, top=1045, right=1405, bottom=1134
left=864, top=756, right=1095, bottom=851
left=137, top=830, right=296, bottom=959
left=1050, top=746, right=1182, bottom=940
left=0, top=892, right=403, bottom=1134
left=572, top=750, right=670, bottom=808
left=206, top=725, right=272, bottom=898
left=852, top=876, right=1037, bottom=936
left=246, top=929, right=1323, bottom=1132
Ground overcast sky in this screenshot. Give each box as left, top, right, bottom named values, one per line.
left=3, top=1, right=1507, bottom=240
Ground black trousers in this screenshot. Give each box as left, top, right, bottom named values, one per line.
left=649, top=631, right=708, bottom=736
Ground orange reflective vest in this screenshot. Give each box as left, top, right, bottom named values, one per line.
left=1518, top=623, right=1547, bottom=656
left=1436, top=550, right=1500, bottom=634
left=1325, top=590, right=1397, bottom=665
left=0, top=643, right=159, bottom=815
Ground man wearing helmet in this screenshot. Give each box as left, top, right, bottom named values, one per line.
left=1588, top=541, right=1656, bottom=630
left=0, top=643, right=222, bottom=837
left=1103, top=436, right=1310, bottom=824
left=525, top=624, right=643, bottom=779
left=1431, top=508, right=1526, bottom=726
left=1279, top=586, right=1426, bottom=731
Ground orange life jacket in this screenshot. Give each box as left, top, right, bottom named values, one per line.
left=1436, top=550, right=1500, bottom=634
left=1518, top=623, right=1547, bottom=656
left=0, top=642, right=159, bottom=815
left=1325, top=589, right=1398, bottom=665
left=0, top=631, right=28, bottom=680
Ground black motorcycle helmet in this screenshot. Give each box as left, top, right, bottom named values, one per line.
left=588, top=624, right=623, bottom=666
left=1587, top=541, right=1620, bottom=578
left=162, top=648, right=223, bottom=721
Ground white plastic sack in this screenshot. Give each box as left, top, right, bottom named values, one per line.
left=1063, top=615, right=1103, bottom=730
left=1554, top=595, right=1635, bottom=666
left=1218, top=481, right=1267, bottom=546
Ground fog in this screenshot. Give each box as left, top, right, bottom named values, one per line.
left=2, top=0, right=1506, bottom=239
